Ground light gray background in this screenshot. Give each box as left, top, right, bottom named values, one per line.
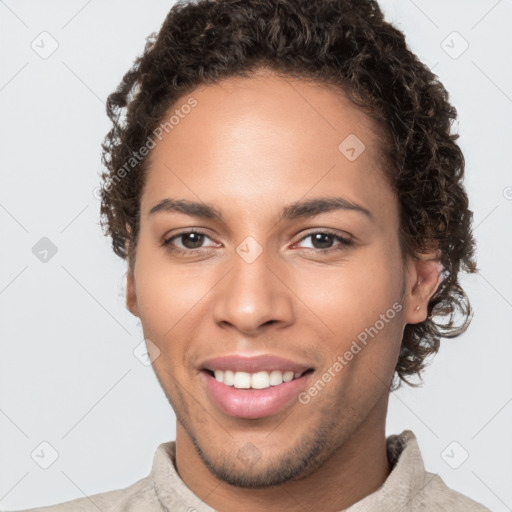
left=1, top=0, right=511, bottom=510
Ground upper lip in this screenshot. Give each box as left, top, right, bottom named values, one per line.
left=199, top=354, right=314, bottom=374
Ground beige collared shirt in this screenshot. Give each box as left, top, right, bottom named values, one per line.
left=9, top=430, right=490, bottom=511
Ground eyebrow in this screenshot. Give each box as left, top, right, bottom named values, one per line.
left=148, top=196, right=374, bottom=223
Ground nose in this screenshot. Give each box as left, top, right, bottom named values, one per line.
left=211, top=247, right=295, bottom=336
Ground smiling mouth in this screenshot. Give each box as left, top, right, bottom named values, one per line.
left=201, top=367, right=315, bottom=419
left=202, top=368, right=314, bottom=390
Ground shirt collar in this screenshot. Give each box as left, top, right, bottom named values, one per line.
left=344, top=429, right=430, bottom=511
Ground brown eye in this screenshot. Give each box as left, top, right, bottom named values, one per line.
left=161, top=229, right=219, bottom=256
left=310, top=233, right=336, bottom=249
left=294, top=231, right=353, bottom=252
left=175, top=232, right=206, bottom=249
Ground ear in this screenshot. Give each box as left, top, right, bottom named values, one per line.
left=403, top=249, right=443, bottom=324
left=124, top=224, right=139, bottom=317
left=126, top=267, right=140, bottom=318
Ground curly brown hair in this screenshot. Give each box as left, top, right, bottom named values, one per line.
left=99, top=0, right=478, bottom=390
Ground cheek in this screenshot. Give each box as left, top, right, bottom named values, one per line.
left=291, top=248, right=404, bottom=390
left=293, top=251, right=403, bottom=336
left=134, top=242, right=207, bottom=327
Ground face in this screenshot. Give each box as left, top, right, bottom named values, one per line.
left=126, top=69, right=436, bottom=488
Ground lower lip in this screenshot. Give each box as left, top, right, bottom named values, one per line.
left=202, top=371, right=313, bottom=419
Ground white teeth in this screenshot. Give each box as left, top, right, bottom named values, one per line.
left=269, top=370, right=284, bottom=386
left=233, top=371, right=251, bottom=389
left=223, top=370, right=235, bottom=386
left=211, top=369, right=305, bottom=388
left=251, top=371, right=270, bottom=389
left=282, top=371, right=294, bottom=382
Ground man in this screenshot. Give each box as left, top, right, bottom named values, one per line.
left=13, top=0, right=490, bottom=510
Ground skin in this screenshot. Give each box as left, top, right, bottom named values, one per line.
left=125, top=68, right=441, bottom=511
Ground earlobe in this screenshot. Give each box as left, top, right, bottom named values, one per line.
left=126, top=268, right=139, bottom=317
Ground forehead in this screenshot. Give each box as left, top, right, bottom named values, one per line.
left=141, top=70, right=395, bottom=226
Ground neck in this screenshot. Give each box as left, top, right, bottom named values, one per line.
left=175, top=400, right=391, bottom=512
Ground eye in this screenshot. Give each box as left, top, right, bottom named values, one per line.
left=293, top=230, right=353, bottom=252
left=161, top=229, right=354, bottom=257
left=161, top=229, right=218, bottom=255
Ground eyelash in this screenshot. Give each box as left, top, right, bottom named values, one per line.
left=161, top=229, right=354, bottom=257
